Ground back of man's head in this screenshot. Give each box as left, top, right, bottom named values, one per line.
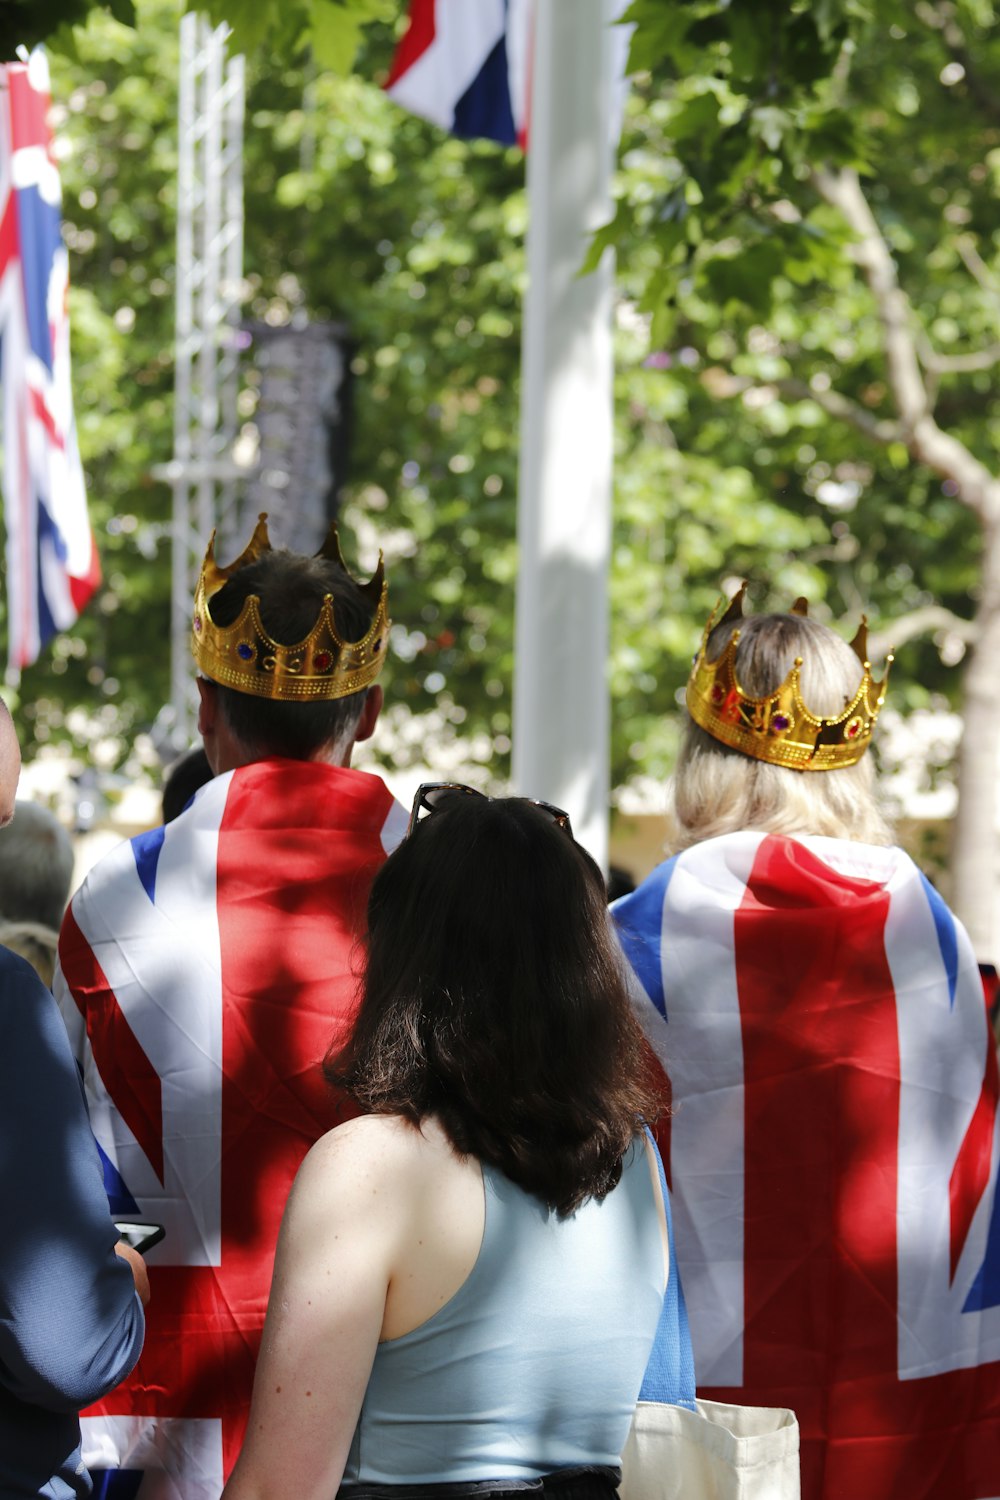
left=0, top=800, right=75, bottom=931
left=206, top=547, right=381, bottom=763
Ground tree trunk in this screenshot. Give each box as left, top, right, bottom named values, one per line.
left=951, top=515, right=1000, bottom=959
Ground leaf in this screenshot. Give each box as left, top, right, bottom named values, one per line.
left=308, top=0, right=365, bottom=73
left=703, top=238, right=784, bottom=311
left=668, top=91, right=722, bottom=144
left=106, top=0, right=137, bottom=26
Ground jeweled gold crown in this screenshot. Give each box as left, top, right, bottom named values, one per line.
left=191, top=513, right=390, bottom=702
left=686, top=583, right=892, bottom=771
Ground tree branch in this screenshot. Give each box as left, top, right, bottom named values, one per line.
left=811, top=167, right=1000, bottom=524
left=868, top=604, right=979, bottom=664
left=918, top=338, right=1000, bottom=375
left=957, top=234, right=1000, bottom=304
left=812, top=166, right=929, bottom=430
left=772, top=378, right=904, bottom=444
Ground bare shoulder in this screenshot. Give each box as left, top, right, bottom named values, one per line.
left=294, top=1113, right=442, bottom=1211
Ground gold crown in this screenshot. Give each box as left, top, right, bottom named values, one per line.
left=686, top=583, right=892, bottom=771
left=191, top=513, right=390, bottom=702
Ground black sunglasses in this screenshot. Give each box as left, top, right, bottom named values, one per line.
left=406, top=782, right=573, bottom=839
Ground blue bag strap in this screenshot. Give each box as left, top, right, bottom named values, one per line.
left=639, top=1126, right=697, bottom=1409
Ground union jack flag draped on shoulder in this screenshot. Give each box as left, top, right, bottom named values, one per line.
left=0, top=50, right=99, bottom=670
left=613, top=831, right=1000, bottom=1500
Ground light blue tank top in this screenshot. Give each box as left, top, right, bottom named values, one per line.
left=341, top=1137, right=665, bottom=1485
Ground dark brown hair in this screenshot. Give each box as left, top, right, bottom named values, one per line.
left=326, top=794, right=666, bottom=1215
left=208, top=548, right=378, bottom=760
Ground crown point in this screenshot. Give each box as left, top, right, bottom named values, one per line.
left=716, top=581, right=748, bottom=631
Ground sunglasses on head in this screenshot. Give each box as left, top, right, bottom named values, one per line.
left=406, top=782, right=573, bottom=840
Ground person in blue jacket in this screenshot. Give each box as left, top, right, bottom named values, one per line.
left=0, top=703, right=147, bottom=1499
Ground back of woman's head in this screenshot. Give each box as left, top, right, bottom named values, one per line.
left=674, top=610, right=893, bottom=849
left=327, top=794, right=663, bottom=1214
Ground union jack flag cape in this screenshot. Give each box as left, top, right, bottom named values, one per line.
left=54, top=759, right=407, bottom=1498
left=0, top=50, right=99, bottom=669
left=613, top=831, right=1000, bottom=1500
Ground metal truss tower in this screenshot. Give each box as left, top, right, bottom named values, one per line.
left=164, top=12, right=245, bottom=746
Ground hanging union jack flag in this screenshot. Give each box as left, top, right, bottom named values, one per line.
left=385, top=0, right=632, bottom=151
left=0, top=50, right=99, bottom=671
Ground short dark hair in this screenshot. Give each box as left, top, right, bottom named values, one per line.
left=326, top=795, right=666, bottom=1215
left=207, top=548, right=378, bottom=761
left=162, top=747, right=213, bottom=823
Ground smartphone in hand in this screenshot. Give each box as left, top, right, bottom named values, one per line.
left=115, top=1221, right=165, bottom=1254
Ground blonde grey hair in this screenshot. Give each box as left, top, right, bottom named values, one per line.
left=0, top=920, right=59, bottom=989
left=672, top=611, right=893, bottom=851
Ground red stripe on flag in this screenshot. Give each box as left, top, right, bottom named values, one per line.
left=0, top=191, right=17, bottom=263
left=59, top=904, right=164, bottom=1183
left=732, top=836, right=900, bottom=1496
left=7, top=65, right=50, bottom=154
left=29, top=384, right=62, bottom=447
left=69, top=530, right=102, bottom=609
left=386, top=0, right=438, bottom=89
left=950, top=1043, right=1000, bottom=1281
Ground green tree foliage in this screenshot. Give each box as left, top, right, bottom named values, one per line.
left=9, top=0, right=998, bottom=933
left=12, top=0, right=813, bottom=789
left=0, top=0, right=138, bottom=57
left=604, top=0, right=1000, bottom=942
left=1, top=0, right=393, bottom=73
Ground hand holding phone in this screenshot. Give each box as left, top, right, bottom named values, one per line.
left=114, top=1221, right=165, bottom=1254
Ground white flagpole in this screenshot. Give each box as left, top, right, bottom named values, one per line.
left=511, top=0, right=618, bottom=870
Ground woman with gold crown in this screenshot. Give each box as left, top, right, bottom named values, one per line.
left=612, top=586, right=1000, bottom=1500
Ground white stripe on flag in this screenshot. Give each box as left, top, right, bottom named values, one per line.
left=659, top=831, right=764, bottom=1387
left=71, top=776, right=230, bottom=1266
left=81, top=1416, right=223, bottom=1498
left=388, top=0, right=507, bottom=129
left=885, top=859, right=1000, bottom=1377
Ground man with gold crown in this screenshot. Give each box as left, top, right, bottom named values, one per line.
left=613, top=586, right=1000, bottom=1500
left=54, top=515, right=408, bottom=1497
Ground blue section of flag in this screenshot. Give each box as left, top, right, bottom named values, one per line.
left=962, top=1176, right=1000, bottom=1312
left=131, top=825, right=167, bottom=905
left=920, top=871, right=959, bottom=1007
left=90, top=1472, right=144, bottom=1499
left=612, top=856, right=678, bottom=1021
left=17, top=185, right=61, bottom=371
left=639, top=1127, right=697, bottom=1408
left=97, top=1136, right=140, bottom=1216
left=452, top=33, right=516, bottom=144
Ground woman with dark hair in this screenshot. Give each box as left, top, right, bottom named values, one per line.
left=223, top=786, right=671, bottom=1500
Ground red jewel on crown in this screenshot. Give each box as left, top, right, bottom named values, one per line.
left=313, top=651, right=333, bottom=672
left=846, top=718, right=861, bottom=739
left=711, top=684, right=726, bottom=704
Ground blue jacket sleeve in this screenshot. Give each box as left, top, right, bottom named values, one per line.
left=0, top=949, right=144, bottom=1412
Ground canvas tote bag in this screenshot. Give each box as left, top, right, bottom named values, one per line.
left=620, top=1134, right=800, bottom=1500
